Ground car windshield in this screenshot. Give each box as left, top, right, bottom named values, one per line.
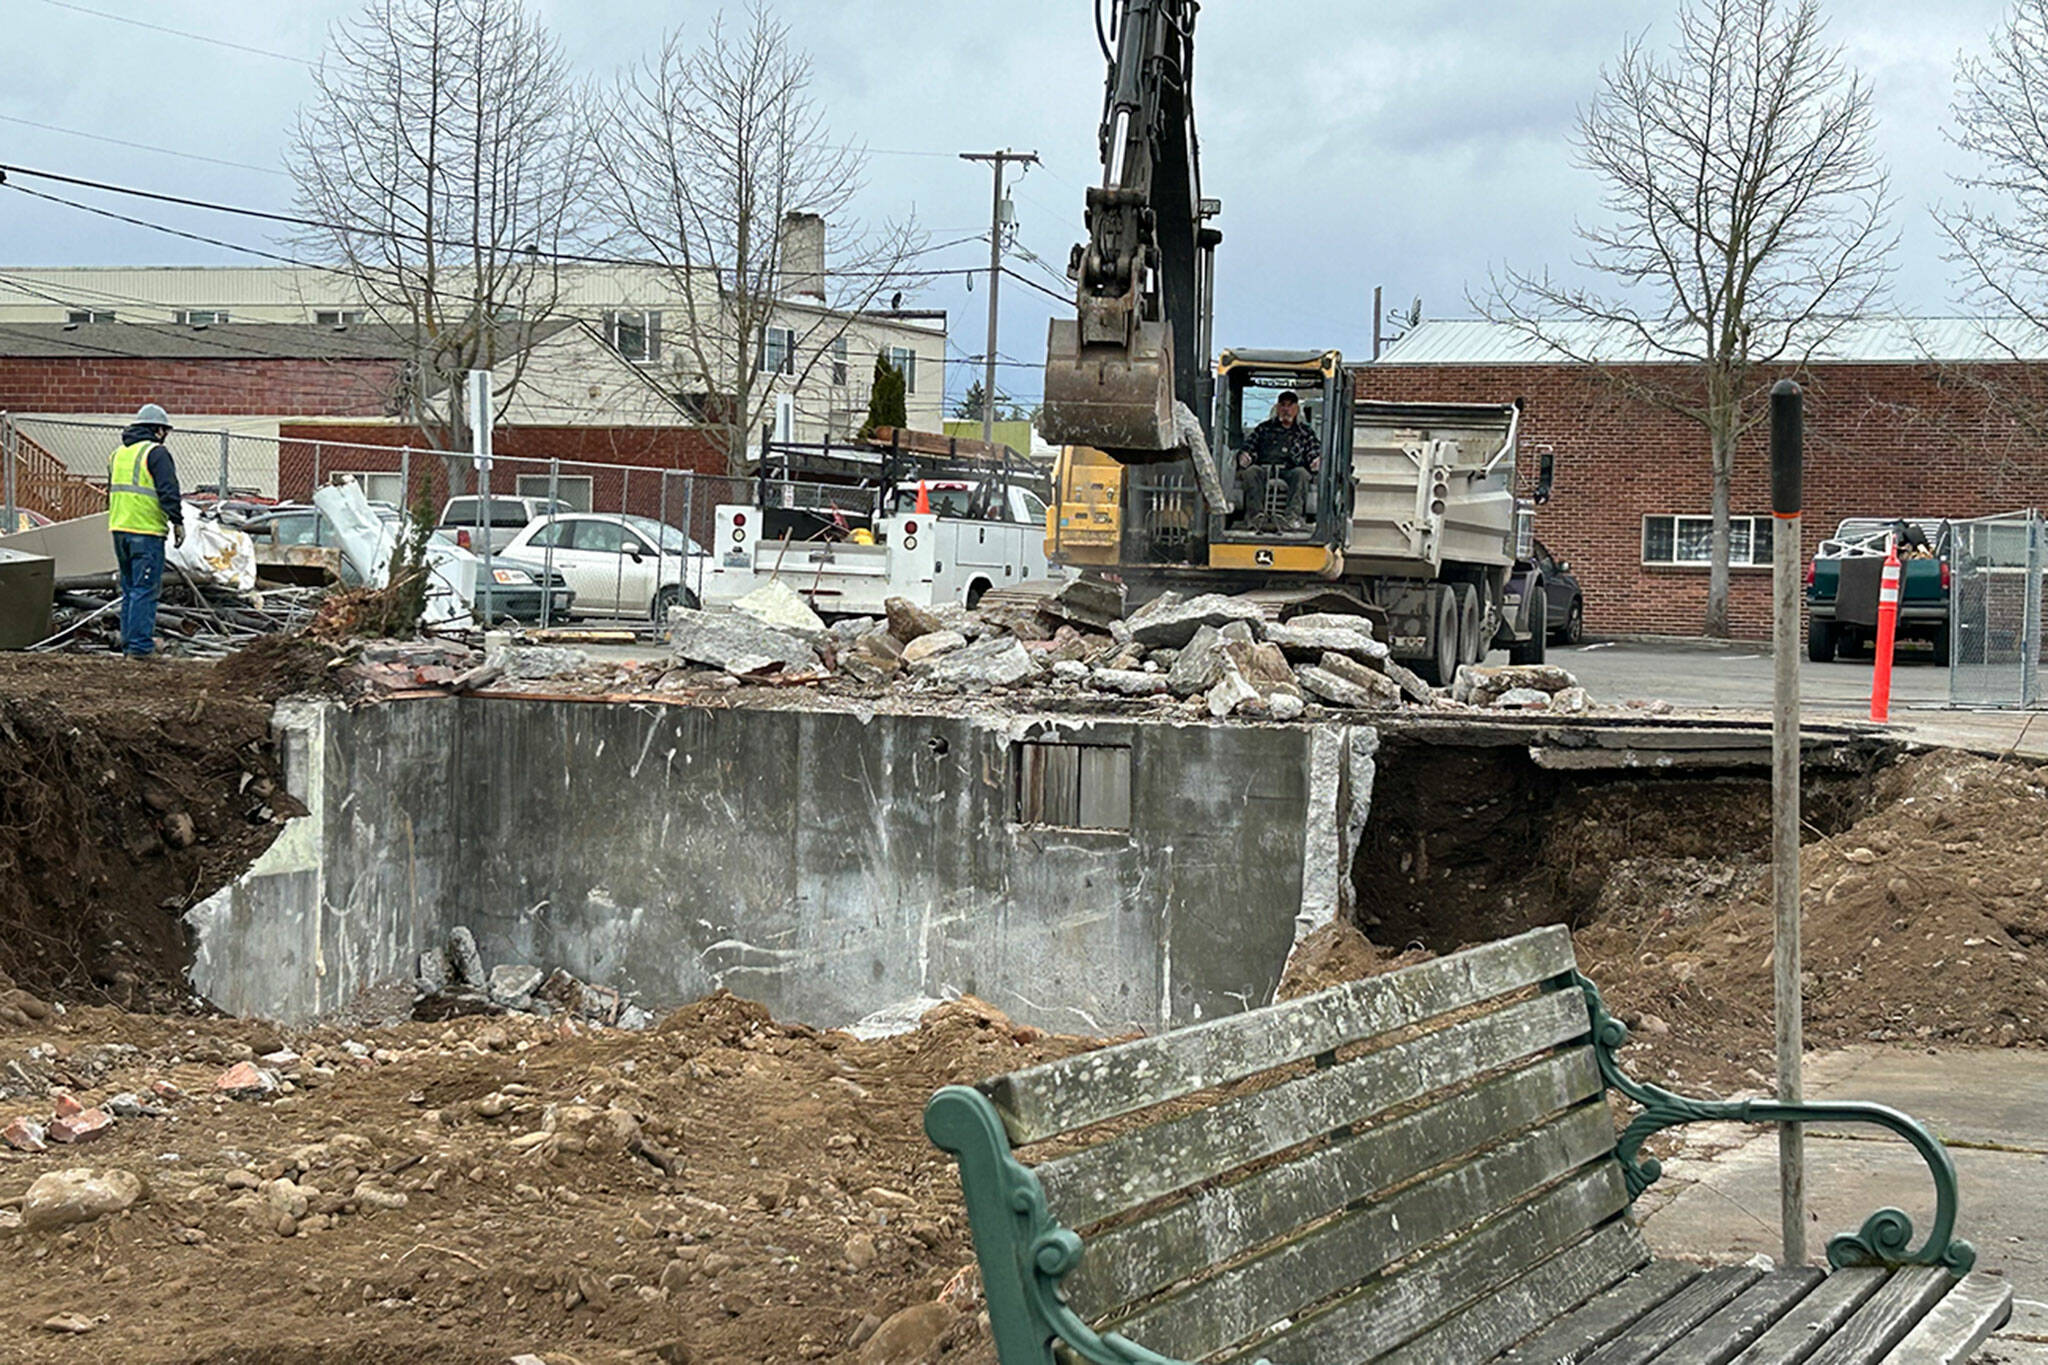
left=442, top=497, right=548, bottom=528
left=621, top=515, right=698, bottom=554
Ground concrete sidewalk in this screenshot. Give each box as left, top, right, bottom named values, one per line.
left=1638, top=1047, right=2048, bottom=1361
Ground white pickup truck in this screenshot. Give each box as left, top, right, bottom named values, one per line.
left=703, top=480, right=1058, bottom=616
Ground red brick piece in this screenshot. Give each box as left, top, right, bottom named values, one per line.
left=213, top=1061, right=278, bottom=1097
left=47, top=1109, right=113, bottom=1143
left=2, top=1117, right=48, bottom=1152
left=52, top=1093, right=84, bottom=1119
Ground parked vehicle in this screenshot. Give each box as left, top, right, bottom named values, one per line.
left=705, top=473, right=1058, bottom=616
left=437, top=496, right=571, bottom=553
left=1530, top=540, right=1585, bottom=645
left=1807, top=517, right=1951, bottom=662
left=7, top=508, right=52, bottom=533
left=500, top=513, right=709, bottom=620
left=240, top=502, right=573, bottom=621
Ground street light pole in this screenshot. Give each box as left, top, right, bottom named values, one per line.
left=961, top=149, right=1039, bottom=450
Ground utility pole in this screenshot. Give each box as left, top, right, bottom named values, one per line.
left=961, top=149, right=1039, bottom=449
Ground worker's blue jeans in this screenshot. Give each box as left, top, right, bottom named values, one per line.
left=113, top=531, right=166, bottom=657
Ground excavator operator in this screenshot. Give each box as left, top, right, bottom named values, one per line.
left=1236, top=390, right=1319, bottom=531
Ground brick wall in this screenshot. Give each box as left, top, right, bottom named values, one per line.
left=0, top=357, right=400, bottom=417
left=1358, top=361, right=2048, bottom=639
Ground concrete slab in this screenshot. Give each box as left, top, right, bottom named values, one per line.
left=1640, top=1047, right=2048, bottom=1357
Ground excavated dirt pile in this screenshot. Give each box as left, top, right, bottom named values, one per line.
left=0, top=642, right=331, bottom=1009
left=0, top=992, right=1096, bottom=1364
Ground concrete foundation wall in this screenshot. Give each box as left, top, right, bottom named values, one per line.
left=192, top=697, right=1370, bottom=1033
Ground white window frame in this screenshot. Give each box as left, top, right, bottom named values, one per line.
left=176, top=309, right=229, bottom=326
left=66, top=310, right=115, bottom=324
left=604, top=310, right=661, bottom=363
left=831, top=336, right=849, bottom=387
left=315, top=309, right=365, bottom=327
left=1641, top=514, right=1774, bottom=567
left=337, top=471, right=407, bottom=506
left=759, top=325, right=796, bottom=376
left=888, top=345, right=918, bottom=394
left=515, top=473, right=594, bottom=512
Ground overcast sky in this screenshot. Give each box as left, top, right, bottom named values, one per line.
left=0, top=0, right=2025, bottom=408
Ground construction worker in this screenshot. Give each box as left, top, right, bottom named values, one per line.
left=106, top=403, right=184, bottom=659
left=1236, top=390, right=1319, bottom=531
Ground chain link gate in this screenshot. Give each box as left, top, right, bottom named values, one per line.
left=1949, top=511, right=2046, bottom=708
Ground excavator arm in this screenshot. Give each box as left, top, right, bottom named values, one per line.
left=1041, top=0, right=1220, bottom=465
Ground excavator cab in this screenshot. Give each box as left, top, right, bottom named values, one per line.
left=1207, top=350, right=1352, bottom=570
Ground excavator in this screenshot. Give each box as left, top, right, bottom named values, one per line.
left=1040, top=0, right=1556, bottom=683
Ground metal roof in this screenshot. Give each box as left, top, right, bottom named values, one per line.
left=0, top=319, right=572, bottom=361
left=1375, top=317, right=2048, bottom=366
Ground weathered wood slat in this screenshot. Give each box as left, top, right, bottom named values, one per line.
left=1497, top=1261, right=1701, bottom=1364
left=1378, top=1222, right=1655, bottom=1365
left=1580, top=1265, right=1763, bottom=1365
left=1726, top=1268, right=1889, bottom=1365
left=1876, top=1273, right=2013, bottom=1364
left=1065, top=1049, right=1602, bottom=1320
left=1648, top=1268, right=1828, bottom=1365
left=984, top=925, right=1577, bottom=1143
left=1039, top=987, right=1592, bottom=1230
left=1110, top=1105, right=1617, bottom=1360
left=1221, top=1165, right=1631, bottom=1364
left=1801, top=1268, right=1952, bottom=1364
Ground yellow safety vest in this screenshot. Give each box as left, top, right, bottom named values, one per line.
left=107, top=440, right=168, bottom=537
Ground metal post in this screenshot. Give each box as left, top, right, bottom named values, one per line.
left=2024, top=512, right=2044, bottom=708
left=542, top=458, right=560, bottom=630
left=217, top=430, right=230, bottom=501
left=400, top=446, right=412, bottom=514
left=468, top=370, right=495, bottom=627
left=1769, top=379, right=1807, bottom=1267
left=961, top=149, right=1040, bottom=449
left=619, top=467, right=633, bottom=623
left=658, top=470, right=672, bottom=623
left=683, top=473, right=696, bottom=604
left=2, top=413, right=16, bottom=532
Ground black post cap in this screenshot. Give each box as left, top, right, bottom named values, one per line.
left=1770, top=380, right=1803, bottom=518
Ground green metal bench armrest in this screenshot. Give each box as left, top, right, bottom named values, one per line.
left=926, top=1085, right=1248, bottom=1365
left=1575, top=973, right=1976, bottom=1274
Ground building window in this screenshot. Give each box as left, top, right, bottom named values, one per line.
left=315, top=310, right=364, bottom=327
left=515, top=473, right=593, bottom=512
left=1642, top=514, right=1774, bottom=567
left=888, top=345, right=918, bottom=394
left=337, top=471, right=407, bottom=505
left=65, top=310, right=115, bottom=324
left=759, top=325, right=795, bottom=376
left=1015, top=741, right=1131, bottom=831
left=176, top=309, right=229, bottom=326
left=604, top=310, right=661, bottom=363
left=831, top=336, right=849, bottom=387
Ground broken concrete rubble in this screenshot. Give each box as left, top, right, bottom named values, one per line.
left=1263, top=621, right=1392, bottom=666
left=668, top=607, right=820, bottom=676
left=1452, top=663, right=1581, bottom=706
left=733, top=580, right=827, bottom=637
left=921, top=635, right=1037, bottom=689
left=885, top=596, right=944, bottom=644
left=900, top=630, right=967, bottom=667
left=1124, top=591, right=1267, bottom=650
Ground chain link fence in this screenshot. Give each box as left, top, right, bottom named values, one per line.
left=1950, top=511, right=2046, bottom=708
left=7, top=415, right=855, bottom=628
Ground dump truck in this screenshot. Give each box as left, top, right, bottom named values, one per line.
left=1038, top=0, right=1553, bottom=681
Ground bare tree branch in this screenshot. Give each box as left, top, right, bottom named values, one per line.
left=1481, top=0, right=1894, bottom=636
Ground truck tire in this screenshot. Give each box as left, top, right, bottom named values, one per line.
left=1807, top=616, right=1838, bottom=663
left=1415, top=587, right=1460, bottom=687
left=1509, top=592, right=1548, bottom=665
left=1455, top=584, right=1483, bottom=666
left=1931, top=622, right=1952, bottom=666
left=1555, top=598, right=1584, bottom=646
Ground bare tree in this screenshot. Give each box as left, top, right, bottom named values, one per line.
left=591, top=3, right=923, bottom=473
left=1944, top=3, right=2048, bottom=353
left=1487, top=0, right=1893, bottom=636
left=289, top=0, right=587, bottom=475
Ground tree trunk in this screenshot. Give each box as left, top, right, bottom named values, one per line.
left=1704, top=419, right=1738, bottom=639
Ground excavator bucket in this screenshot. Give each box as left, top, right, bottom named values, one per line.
left=1040, top=318, right=1181, bottom=462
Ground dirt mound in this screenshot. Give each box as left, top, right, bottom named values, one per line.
left=1578, top=749, right=2048, bottom=1086
left=0, top=648, right=325, bottom=1009
left=0, top=991, right=1098, bottom=1363
left=1278, top=920, right=1430, bottom=1000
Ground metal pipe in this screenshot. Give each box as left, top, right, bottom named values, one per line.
left=542, top=458, right=560, bottom=630
left=3, top=412, right=15, bottom=532
left=1770, top=378, right=1806, bottom=1267
left=218, top=430, right=230, bottom=501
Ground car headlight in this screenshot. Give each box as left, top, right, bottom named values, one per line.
left=491, top=568, right=534, bottom=585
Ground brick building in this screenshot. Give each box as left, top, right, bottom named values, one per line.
left=1364, top=319, right=2048, bottom=639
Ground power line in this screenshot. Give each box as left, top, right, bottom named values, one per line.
left=999, top=266, right=1073, bottom=308
left=30, top=0, right=317, bottom=67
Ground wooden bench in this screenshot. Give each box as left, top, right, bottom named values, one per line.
left=926, top=925, right=2011, bottom=1364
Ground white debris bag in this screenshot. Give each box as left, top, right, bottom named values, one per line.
left=166, top=506, right=257, bottom=592
left=312, top=479, right=477, bottom=626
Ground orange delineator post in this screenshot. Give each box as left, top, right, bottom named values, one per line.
left=1870, top=537, right=1902, bottom=722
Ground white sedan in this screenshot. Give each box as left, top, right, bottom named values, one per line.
left=501, top=513, right=709, bottom=621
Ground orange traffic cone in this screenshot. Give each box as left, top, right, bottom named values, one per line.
left=915, top=481, right=931, bottom=514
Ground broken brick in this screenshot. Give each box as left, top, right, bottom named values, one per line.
left=213, top=1062, right=278, bottom=1097
left=150, top=1080, right=186, bottom=1103
left=52, top=1093, right=84, bottom=1119
left=48, top=1108, right=113, bottom=1144
left=2, top=1117, right=48, bottom=1152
